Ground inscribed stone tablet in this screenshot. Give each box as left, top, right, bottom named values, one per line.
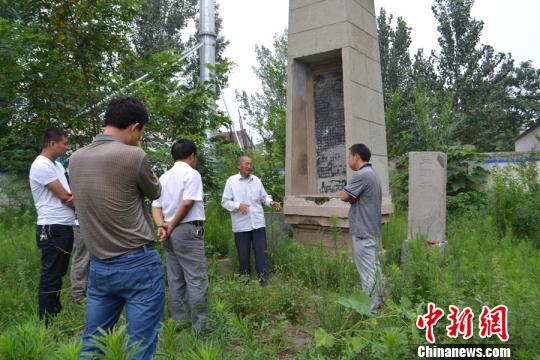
left=313, top=70, right=346, bottom=193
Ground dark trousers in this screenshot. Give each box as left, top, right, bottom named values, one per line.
left=234, top=227, right=268, bottom=280
left=36, top=224, right=74, bottom=319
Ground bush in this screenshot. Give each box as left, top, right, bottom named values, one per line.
left=0, top=173, right=35, bottom=216
left=490, top=161, right=540, bottom=247
left=389, top=145, right=489, bottom=212
left=204, top=197, right=234, bottom=257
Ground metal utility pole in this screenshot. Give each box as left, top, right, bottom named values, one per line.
left=199, top=0, right=216, bottom=86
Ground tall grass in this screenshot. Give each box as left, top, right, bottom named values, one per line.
left=203, top=197, right=234, bottom=258
left=1, top=168, right=539, bottom=358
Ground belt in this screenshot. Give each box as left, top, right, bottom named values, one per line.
left=185, top=220, right=204, bottom=227
left=123, top=243, right=156, bottom=256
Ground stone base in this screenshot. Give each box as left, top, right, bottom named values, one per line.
left=291, top=223, right=353, bottom=252
left=286, top=213, right=391, bottom=252
left=284, top=194, right=392, bottom=252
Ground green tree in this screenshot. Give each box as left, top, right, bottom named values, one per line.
left=0, top=0, right=144, bottom=171
left=132, top=0, right=198, bottom=58
left=237, top=31, right=287, bottom=164
left=236, top=31, right=288, bottom=200
left=430, top=0, right=540, bottom=150
left=377, top=8, right=412, bottom=108
left=0, top=0, right=232, bottom=177
left=379, top=0, right=540, bottom=154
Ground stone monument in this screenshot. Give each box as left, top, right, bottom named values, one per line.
left=408, top=152, right=447, bottom=244
left=284, top=0, right=393, bottom=247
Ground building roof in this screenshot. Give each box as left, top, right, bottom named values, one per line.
left=213, top=129, right=255, bottom=150
left=516, top=120, right=540, bottom=141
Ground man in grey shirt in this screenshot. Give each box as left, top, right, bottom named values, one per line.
left=340, top=143, right=383, bottom=314
left=70, top=97, right=164, bottom=360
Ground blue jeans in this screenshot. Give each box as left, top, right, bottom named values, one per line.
left=80, top=247, right=165, bottom=360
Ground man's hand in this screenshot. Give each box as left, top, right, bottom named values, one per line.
left=63, top=194, right=75, bottom=209
left=157, top=223, right=172, bottom=242
left=270, top=201, right=281, bottom=211
left=239, top=203, right=250, bottom=214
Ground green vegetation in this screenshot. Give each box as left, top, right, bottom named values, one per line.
left=1, top=0, right=540, bottom=357
left=1, top=165, right=539, bottom=358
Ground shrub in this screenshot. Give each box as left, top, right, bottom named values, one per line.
left=204, top=197, right=234, bottom=257
left=490, top=161, right=540, bottom=247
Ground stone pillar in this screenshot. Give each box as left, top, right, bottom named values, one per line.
left=408, top=152, right=447, bottom=244
left=284, top=0, right=393, bottom=248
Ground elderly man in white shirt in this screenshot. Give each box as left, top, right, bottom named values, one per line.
left=151, top=139, right=208, bottom=332
left=221, top=156, right=281, bottom=284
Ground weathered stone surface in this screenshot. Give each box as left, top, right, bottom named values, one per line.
left=345, top=0, right=377, bottom=37
left=288, top=22, right=350, bottom=59
left=290, top=0, right=326, bottom=10
left=285, top=0, right=393, bottom=241
left=408, top=152, right=447, bottom=244
left=365, top=55, right=383, bottom=92
left=289, top=0, right=346, bottom=34
left=352, top=0, right=375, bottom=16
left=347, top=82, right=385, bottom=125
left=349, top=24, right=380, bottom=61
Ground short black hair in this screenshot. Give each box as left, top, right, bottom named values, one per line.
left=43, top=128, right=67, bottom=148
left=171, top=139, right=197, bottom=161
left=349, top=143, right=371, bottom=162
left=104, top=97, right=149, bottom=129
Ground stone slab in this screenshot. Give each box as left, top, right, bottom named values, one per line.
left=408, top=152, right=447, bottom=244
left=289, top=0, right=346, bottom=34
left=288, top=22, right=350, bottom=59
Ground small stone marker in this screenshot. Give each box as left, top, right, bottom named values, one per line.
left=408, top=152, right=447, bottom=245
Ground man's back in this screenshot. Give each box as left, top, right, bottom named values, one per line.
left=155, top=161, right=205, bottom=223
left=69, top=135, right=160, bottom=259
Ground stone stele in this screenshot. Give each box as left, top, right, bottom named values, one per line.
left=284, top=0, right=393, bottom=248
left=408, top=152, right=447, bottom=244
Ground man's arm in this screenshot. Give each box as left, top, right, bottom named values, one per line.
left=47, top=180, right=75, bottom=209
left=339, top=190, right=353, bottom=202
left=341, top=172, right=365, bottom=204
left=167, top=200, right=194, bottom=229
left=151, top=206, right=168, bottom=241
left=221, top=179, right=241, bottom=212
left=259, top=180, right=281, bottom=210
left=136, top=155, right=161, bottom=200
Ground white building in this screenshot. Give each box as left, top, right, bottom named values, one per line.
left=515, top=121, right=540, bottom=152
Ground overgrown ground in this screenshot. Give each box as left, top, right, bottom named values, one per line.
left=1, top=170, right=539, bottom=359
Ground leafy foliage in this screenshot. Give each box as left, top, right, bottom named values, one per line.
left=0, top=0, right=231, bottom=176
left=491, top=160, right=540, bottom=246
left=379, top=0, right=540, bottom=155
left=236, top=31, right=287, bottom=201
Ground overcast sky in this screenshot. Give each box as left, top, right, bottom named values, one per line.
left=216, top=0, right=540, bottom=135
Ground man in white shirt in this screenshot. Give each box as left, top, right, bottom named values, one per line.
left=221, top=156, right=281, bottom=284
left=29, top=128, right=76, bottom=322
left=151, top=139, right=208, bottom=332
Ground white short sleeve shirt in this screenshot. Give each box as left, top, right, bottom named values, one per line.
left=152, top=161, right=205, bottom=223
left=29, top=155, right=76, bottom=225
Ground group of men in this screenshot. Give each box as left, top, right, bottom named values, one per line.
left=29, top=96, right=383, bottom=359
